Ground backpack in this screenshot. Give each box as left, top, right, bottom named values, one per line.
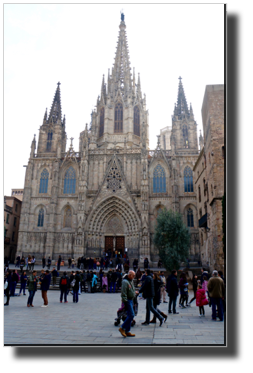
left=61, top=278, right=67, bottom=286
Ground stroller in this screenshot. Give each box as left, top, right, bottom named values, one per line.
left=114, top=295, right=138, bottom=327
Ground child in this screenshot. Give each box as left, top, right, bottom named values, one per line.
left=196, top=283, right=209, bottom=317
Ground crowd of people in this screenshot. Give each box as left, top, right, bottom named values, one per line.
left=4, top=259, right=226, bottom=338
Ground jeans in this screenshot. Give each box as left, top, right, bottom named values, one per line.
left=146, top=297, right=163, bottom=323
left=19, top=282, right=26, bottom=295
left=10, top=281, right=17, bottom=296
left=110, top=281, right=116, bottom=293
left=210, top=297, right=223, bottom=321
left=73, top=290, right=79, bottom=303
left=169, top=296, right=178, bottom=313
left=121, top=300, right=135, bottom=333
left=27, top=290, right=35, bottom=305
left=60, top=289, right=68, bottom=302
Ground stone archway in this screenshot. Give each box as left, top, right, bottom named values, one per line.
left=86, top=196, right=140, bottom=256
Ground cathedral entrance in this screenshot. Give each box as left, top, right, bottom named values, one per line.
left=104, top=236, right=125, bottom=257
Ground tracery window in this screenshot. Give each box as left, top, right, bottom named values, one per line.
left=153, top=164, right=166, bottom=193
left=114, top=102, right=123, bottom=133
left=99, top=107, right=104, bottom=137
left=184, top=166, right=193, bottom=192
left=134, top=106, right=140, bottom=136
left=39, top=169, right=49, bottom=194
left=107, top=160, right=121, bottom=192
left=187, top=208, right=194, bottom=227
left=63, top=167, right=76, bottom=194
left=37, top=208, right=44, bottom=227
left=46, top=130, right=53, bottom=151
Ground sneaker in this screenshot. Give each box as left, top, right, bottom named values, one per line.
left=126, top=332, right=135, bottom=337
left=163, top=301, right=168, bottom=303
left=119, top=327, right=127, bottom=337
left=179, top=304, right=182, bottom=308
left=27, top=305, right=30, bottom=307
left=60, top=301, right=62, bottom=303
left=64, top=301, right=68, bottom=303
left=173, top=312, right=179, bottom=314
left=199, top=315, right=202, bottom=317
left=141, top=321, right=149, bottom=325
left=168, top=311, right=172, bottom=314
left=186, top=304, right=191, bottom=307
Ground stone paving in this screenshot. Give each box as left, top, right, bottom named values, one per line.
left=4, top=289, right=225, bottom=346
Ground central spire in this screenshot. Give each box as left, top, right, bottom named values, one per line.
left=112, top=13, right=132, bottom=93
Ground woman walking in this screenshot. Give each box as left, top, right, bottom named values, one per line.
left=150, top=272, right=167, bottom=323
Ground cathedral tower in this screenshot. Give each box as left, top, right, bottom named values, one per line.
left=88, top=13, right=149, bottom=150
left=171, top=77, right=198, bottom=154
left=37, top=83, right=67, bottom=157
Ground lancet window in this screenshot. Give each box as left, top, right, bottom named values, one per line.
left=114, top=102, right=123, bottom=133
left=184, top=166, right=193, bottom=192
left=153, top=164, right=166, bottom=193
left=39, top=169, right=49, bottom=194
left=134, top=106, right=140, bottom=136
left=63, top=167, right=76, bottom=194
left=99, top=107, right=104, bottom=137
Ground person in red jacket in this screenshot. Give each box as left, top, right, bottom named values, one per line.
left=196, top=282, right=209, bottom=317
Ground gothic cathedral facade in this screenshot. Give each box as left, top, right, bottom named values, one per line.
left=17, top=14, right=200, bottom=264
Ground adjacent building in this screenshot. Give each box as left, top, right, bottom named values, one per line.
left=193, top=84, right=225, bottom=271
left=4, top=196, right=22, bottom=262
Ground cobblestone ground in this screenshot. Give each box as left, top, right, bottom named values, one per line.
left=4, top=290, right=225, bottom=345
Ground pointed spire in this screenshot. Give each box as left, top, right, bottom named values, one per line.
left=111, top=13, right=132, bottom=95
left=48, top=82, right=62, bottom=124
left=175, top=77, right=189, bottom=116
left=137, top=73, right=142, bottom=98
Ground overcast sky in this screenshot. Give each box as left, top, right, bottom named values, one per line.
left=4, top=3, right=224, bottom=195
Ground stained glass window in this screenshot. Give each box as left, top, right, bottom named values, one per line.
left=64, top=167, right=76, bottom=194
left=134, top=106, right=140, bottom=136
left=153, top=165, right=166, bottom=193
left=39, top=169, right=49, bottom=193
left=184, top=166, right=193, bottom=192
left=187, top=208, right=194, bottom=227
left=114, top=102, right=123, bottom=133
left=38, top=208, right=44, bottom=227
left=99, top=107, right=104, bottom=137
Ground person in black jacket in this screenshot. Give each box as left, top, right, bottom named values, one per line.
left=72, top=271, right=81, bottom=303
left=59, top=271, right=69, bottom=303
left=40, top=270, right=51, bottom=307
left=4, top=271, right=12, bottom=306
left=139, top=269, right=165, bottom=326
left=188, top=273, right=198, bottom=305
left=42, top=256, right=46, bottom=268
left=150, top=272, right=167, bottom=323
left=110, top=270, right=118, bottom=293
left=167, top=270, right=179, bottom=314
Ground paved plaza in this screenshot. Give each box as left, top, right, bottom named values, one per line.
left=4, top=289, right=225, bottom=346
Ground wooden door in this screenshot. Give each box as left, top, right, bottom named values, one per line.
left=116, top=236, right=125, bottom=254
left=105, top=236, right=113, bottom=252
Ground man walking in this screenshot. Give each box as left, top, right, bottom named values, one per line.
left=139, top=269, right=165, bottom=326
left=119, top=270, right=137, bottom=337
left=166, top=270, right=179, bottom=314
left=207, top=270, right=225, bottom=321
